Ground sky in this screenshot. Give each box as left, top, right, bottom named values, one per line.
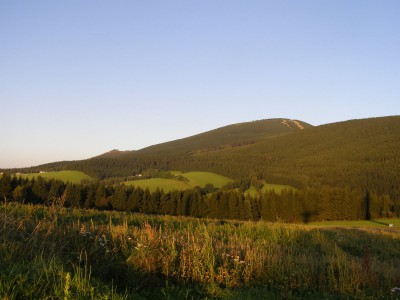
left=1, top=1, right=400, bottom=168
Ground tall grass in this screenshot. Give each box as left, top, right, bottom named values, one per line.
left=1, top=203, right=400, bottom=299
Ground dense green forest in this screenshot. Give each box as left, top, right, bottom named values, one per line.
left=1, top=174, right=398, bottom=222
left=2, top=116, right=400, bottom=222
left=4, top=118, right=310, bottom=179
left=5, top=117, right=400, bottom=199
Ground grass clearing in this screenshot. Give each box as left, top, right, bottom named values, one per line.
left=124, top=171, right=234, bottom=192
left=245, top=182, right=294, bottom=197
left=18, top=170, right=92, bottom=184
left=171, top=171, right=234, bottom=188
left=309, top=218, right=400, bottom=228
left=123, top=178, right=190, bottom=193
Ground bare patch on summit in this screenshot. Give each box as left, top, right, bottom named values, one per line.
left=281, top=119, right=291, bottom=128
left=291, top=120, right=304, bottom=130
left=281, top=119, right=304, bottom=130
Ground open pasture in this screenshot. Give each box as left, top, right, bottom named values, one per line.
left=171, top=171, right=234, bottom=188
left=124, top=171, right=234, bottom=192
left=123, top=178, right=190, bottom=193
left=245, top=182, right=294, bottom=197
left=18, top=170, right=92, bottom=184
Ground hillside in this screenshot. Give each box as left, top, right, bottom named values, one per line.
left=8, top=118, right=311, bottom=178
left=5, top=116, right=400, bottom=198
left=196, top=116, right=400, bottom=197
left=138, top=118, right=311, bottom=154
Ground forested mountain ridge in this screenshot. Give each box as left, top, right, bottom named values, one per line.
left=192, top=116, right=400, bottom=197
left=7, top=118, right=311, bottom=177
left=4, top=116, right=400, bottom=198
left=137, top=118, right=312, bottom=154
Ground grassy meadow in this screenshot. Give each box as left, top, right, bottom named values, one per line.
left=123, top=171, right=233, bottom=192
left=245, top=183, right=294, bottom=198
left=171, top=171, right=234, bottom=188
left=123, top=178, right=190, bottom=193
left=18, top=170, right=92, bottom=184
left=1, top=203, right=400, bottom=299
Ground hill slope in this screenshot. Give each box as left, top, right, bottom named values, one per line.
left=193, top=116, right=400, bottom=196
left=9, top=118, right=311, bottom=178
left=6, top=116, right=400, bottom=198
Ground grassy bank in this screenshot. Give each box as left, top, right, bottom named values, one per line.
left=1, top=203, right=400, bottom=299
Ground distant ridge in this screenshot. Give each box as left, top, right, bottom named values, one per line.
left=96, top=149, right=133, bottom=158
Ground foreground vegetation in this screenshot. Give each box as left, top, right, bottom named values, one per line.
left=1, top=203, right=400, bottom=299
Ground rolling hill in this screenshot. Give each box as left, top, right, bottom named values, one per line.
left=5, top=116, right=400, bottom=198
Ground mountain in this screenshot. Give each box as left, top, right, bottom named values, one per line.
left=195, top=116, right=400, bottom=198
left=8, top=118, right=310, bottom=177
left=6, top=116, right=400, bottom=198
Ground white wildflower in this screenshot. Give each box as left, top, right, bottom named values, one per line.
left=391, top=287, right=400, bottom=293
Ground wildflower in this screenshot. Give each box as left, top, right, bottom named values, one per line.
left=64, top=272, right=71, bottom=299
left=79, top=225, right=85, bottom=234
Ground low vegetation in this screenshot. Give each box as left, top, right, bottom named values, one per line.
left=1, top=203, right=400, bottom=299
left=309, top=218, right=400, bottom=227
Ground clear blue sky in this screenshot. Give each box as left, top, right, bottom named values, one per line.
left=1, top=1, right=399, bottom=168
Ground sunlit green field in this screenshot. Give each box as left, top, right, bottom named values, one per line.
left=124, top=171, right=234, bottom=192
left=171, top=171, right=234, bottom=188
left=18, top=170, right=92, bottom=184
left=1, top=203, right=400, bottom=299
left=245, top=182, right=294, bottom=197
left=123, top=178, right=191, bottom=193
left=309, top=218, right=400, bottom=227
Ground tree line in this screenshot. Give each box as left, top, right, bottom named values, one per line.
left=1, top=174, right=399, bottom=222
